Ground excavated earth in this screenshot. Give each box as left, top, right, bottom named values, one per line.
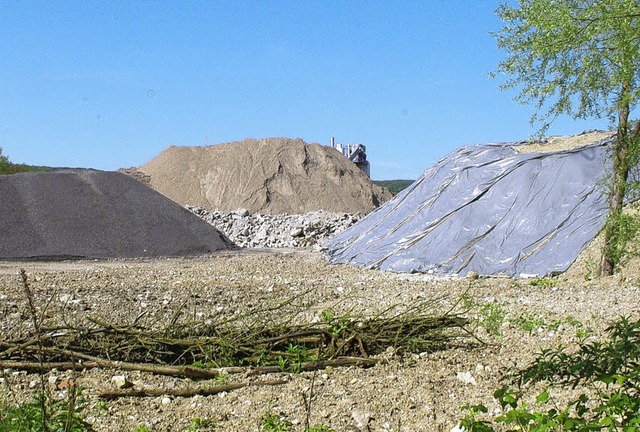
left=124, top=137, right=392, bottom=215
left=2, top=131, right=638, bottom=431
left=1, top=248, right=639, bottom=432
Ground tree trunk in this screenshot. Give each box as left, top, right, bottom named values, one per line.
left=600, top=97, right=631, bottom=276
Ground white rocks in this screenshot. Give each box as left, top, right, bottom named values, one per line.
left=352, top=411, right=371, bottom=428
left=456, top=371, right=477, bottom=385
left=48, top=375, right=58, bottom=388
left=187, top=207, right=361, bottom=248
left=111, top=375, right=133, bottom=389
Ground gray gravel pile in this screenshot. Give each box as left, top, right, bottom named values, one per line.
left=0, top=170, right=233, bottom=259
left=187, top=206, right=361, bottom=248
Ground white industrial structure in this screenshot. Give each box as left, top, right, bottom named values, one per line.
left=329, top=137, right=370, bottom=178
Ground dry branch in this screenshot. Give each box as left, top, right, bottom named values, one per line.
left=0, top=355, right=378, bottom=378
left=2, top=273, right=473, bottom=387
left=98, top=379, right=288, bottom=399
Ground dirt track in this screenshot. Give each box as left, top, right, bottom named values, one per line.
left=1, top=249, right=639, bottom=431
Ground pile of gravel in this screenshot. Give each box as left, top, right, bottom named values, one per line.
left=127, top=137, right=391, bottom=215
left=0, top=170, right=233, bottom=260
left=187, top=206, right=361, bottom=248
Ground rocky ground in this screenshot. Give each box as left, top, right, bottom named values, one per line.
left=186, top=207, right=361, bottom=248
left=1, top=249, right=639, bottom=432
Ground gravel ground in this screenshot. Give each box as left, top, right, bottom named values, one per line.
left=1, top=249, right=639, bottom=432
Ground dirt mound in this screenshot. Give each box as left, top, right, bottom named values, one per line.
left=131, top=137, right=392, bottom=214
left=0, top=170, right=233, bottom=259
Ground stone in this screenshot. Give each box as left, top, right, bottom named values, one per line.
left=111, top=375, right=133, bottom=389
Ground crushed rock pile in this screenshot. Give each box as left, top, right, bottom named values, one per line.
left=126, top=137, right=392, bottom=214
left=0, top=170, right=233, bottom=260
left=187, top=206, right=360, bottom=248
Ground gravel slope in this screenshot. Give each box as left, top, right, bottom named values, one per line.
left=0, top=170, right=233, bottom=259
left=1, top=249, right=639, bottom=431
left=131, top=137, right=392, bottom=214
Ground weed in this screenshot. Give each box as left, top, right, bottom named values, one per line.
left=459, top=315, right=640, bottom=431
left=563, top=315, right=582, bottom=327
left=131, top=425, right=154, bottom=432
left=185, top=417, right=216, bottom=431
left=260, top=412, right=292, bottom=431
left=214, top=372, right=229, bottom=386
left=528, top=277, right=557, bottom=288
left=510, top=312, right=548, bottom=333
left=320, top=308, right=335, bottom=322
left=476, top=302, right=508, bottom=337
left=603, top=211, right=640, bottom=270
left=0, top=387, right=93, bottom=432
left=305, top=425, right=336, bottom=432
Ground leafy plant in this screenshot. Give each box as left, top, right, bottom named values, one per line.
left=131, top=425, right=154, bottom=432
left=528, top=277, right=557, bottom=288
left=0, top=387, right=94, bottom=432
left=260, top=412, right=292, bottom=431
left=603, top=211, right=640, bottom=270
left=476, top=302, right=508, bottom=337
left=510, top=312, right=549, bottom=333
left=185, top=417, right=216, bottom=431
left=460, top=316, right=640, bottom=431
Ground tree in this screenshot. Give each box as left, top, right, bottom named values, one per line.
left=0, top=147, right=11, bottom=174
left=493, top=0, right=640, bottom=276
left=0, top=148, right=30, bottom=175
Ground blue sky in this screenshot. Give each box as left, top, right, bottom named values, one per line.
left=1, top=1, right=609, bottom=180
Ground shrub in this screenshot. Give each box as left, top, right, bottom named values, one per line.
left=460, top=316, right=640, bottom=430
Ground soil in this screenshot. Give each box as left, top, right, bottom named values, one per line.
left=1, top=249, right=639, bottom=432
left=128, top=137, right=392, bottom=215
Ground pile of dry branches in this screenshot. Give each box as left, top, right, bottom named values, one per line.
left=0, top=270, right=473, bottom=398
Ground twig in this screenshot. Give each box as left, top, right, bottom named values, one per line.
left=1, top=347, right=377, bottom=377
left=98, top=379, right=288, bottom=399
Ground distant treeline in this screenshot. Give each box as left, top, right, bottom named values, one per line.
left=373, top=179, right=414, bottom=195
left=0, top=148, right=50, bottom=175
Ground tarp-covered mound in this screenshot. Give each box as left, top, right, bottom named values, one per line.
left=0, top=170, right=233, bottom=260
left=127, top=137, right=392, bottom=215
left=325, top=136, right=615, bottom=278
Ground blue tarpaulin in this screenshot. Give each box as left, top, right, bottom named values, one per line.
left=325, top=138, right=614, bottom=277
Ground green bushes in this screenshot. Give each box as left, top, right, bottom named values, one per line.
left=460, top=316, right=640, bottom=431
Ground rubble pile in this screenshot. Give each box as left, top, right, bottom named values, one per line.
left=187, top=206, right=361, bottom=248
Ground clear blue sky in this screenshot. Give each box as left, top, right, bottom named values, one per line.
left=1, top=0, right=609, bottom=180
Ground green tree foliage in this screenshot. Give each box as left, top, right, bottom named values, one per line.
left=493, top=0, right=640, bottom=275
left=0, top=147, right=30, bottom=175
left=0, top=147, right=11, bottom=174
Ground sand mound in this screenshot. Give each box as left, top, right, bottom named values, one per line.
left=131, top=137, right=392, bottom=214
left=0, top=170, right=233, bottom=259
